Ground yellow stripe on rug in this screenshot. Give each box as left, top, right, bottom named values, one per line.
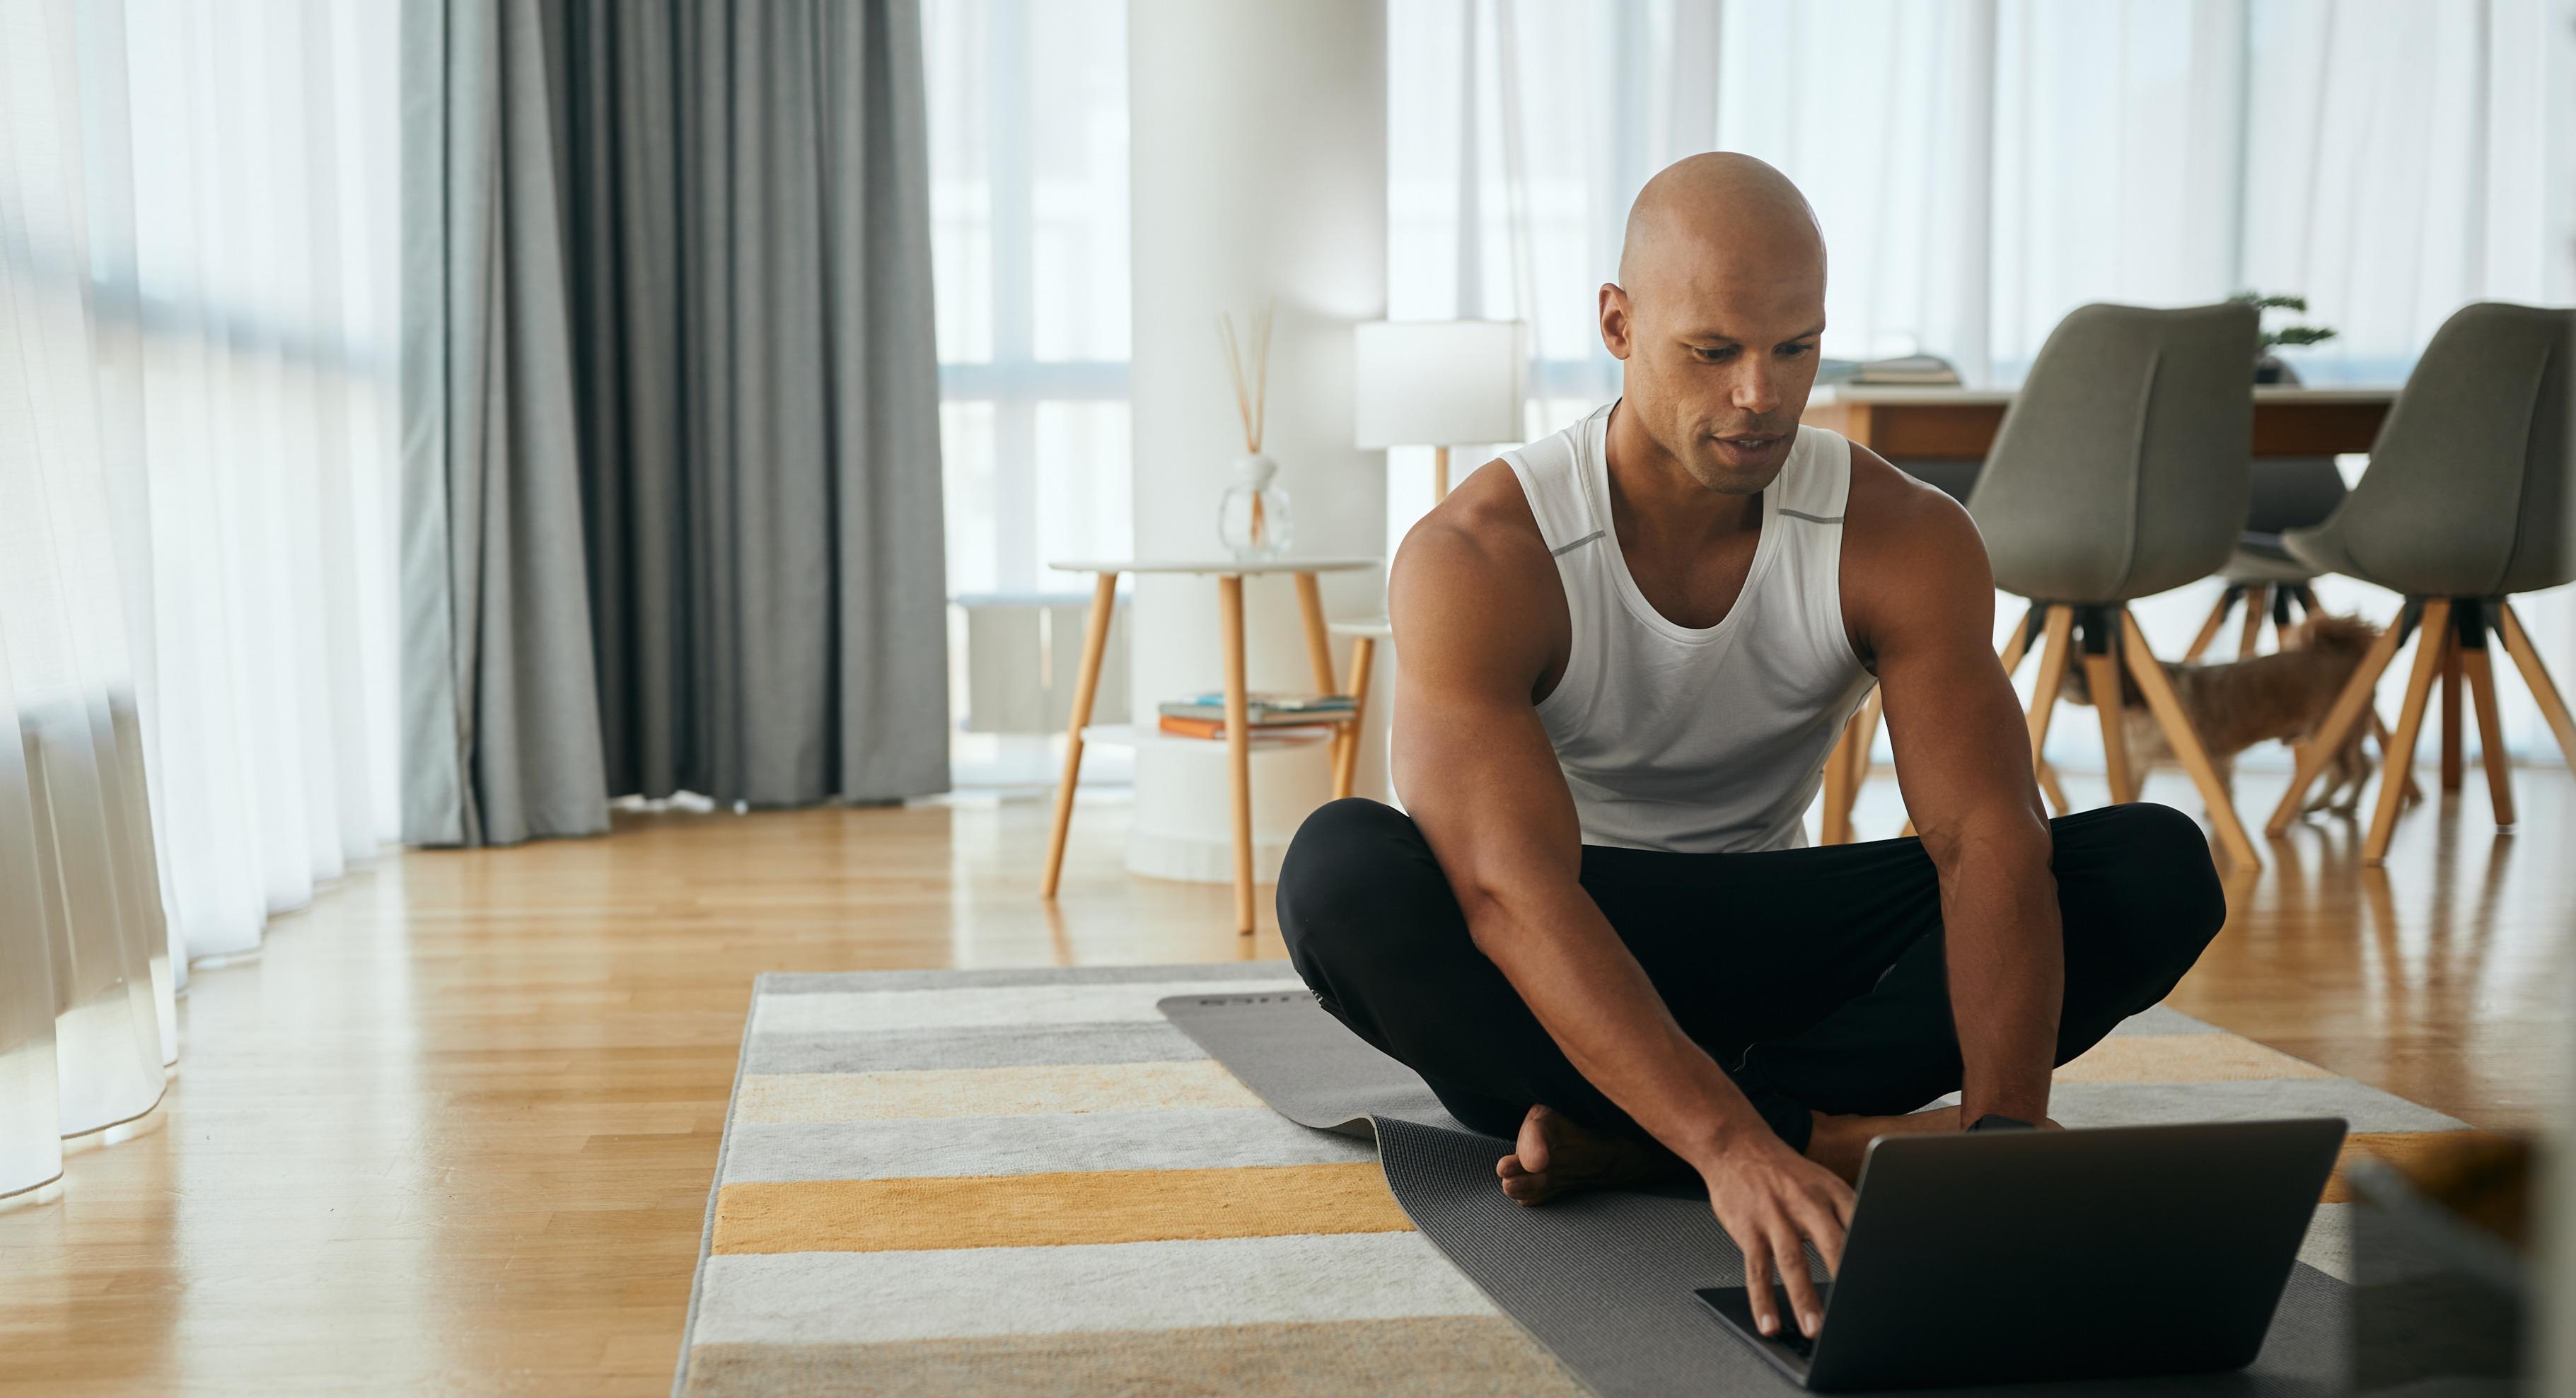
left=712, top=1161, right=1414, bottom=1254
left=2052, top=1034, right=2336, bottom=1084
left=735, top=1060, right=1265, bottom=1124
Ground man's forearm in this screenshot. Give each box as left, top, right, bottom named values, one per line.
left=1932, top=822, right=2061, bottom=1122
left=1461, top=878, right=1774, bottom=1168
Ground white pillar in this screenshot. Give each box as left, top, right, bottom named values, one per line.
left=1125, top=0, right=1388, bottom=884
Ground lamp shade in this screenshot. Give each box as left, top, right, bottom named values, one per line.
left=1352, top=320, right=1526, bottom=448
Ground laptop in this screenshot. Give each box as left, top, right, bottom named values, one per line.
left=1695, top=1118, right=2346, bottom=1392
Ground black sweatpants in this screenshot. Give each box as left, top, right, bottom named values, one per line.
left=1277, top=799, right=2225, bottom=1155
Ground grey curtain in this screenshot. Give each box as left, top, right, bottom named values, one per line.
left=400, top=0, right=948, bottom=844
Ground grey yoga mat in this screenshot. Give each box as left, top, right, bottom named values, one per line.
left=1159, top=989, right=2350, bottom=1398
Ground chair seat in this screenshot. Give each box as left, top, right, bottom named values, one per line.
left=2222, top=532, right=2321, bottom=585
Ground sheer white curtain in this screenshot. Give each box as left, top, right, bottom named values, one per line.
left=0, top=0, right=398, bottom=1204
left=922, top=0, right=1133, bottom=784
left=1392, top=0, right=2576, bottom=762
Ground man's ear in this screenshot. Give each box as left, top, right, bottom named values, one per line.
left=1598, top=283, right=1634, bottom=361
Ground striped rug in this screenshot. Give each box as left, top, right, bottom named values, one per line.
left=673, top=962, right=2473, bottom=1395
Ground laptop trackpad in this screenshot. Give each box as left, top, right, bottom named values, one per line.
left=1698, top=1284, right=1832, bottom=1380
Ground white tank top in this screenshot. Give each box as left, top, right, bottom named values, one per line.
left=1499, top=399, right=1876, bottom=854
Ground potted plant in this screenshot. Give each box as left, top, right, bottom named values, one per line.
left=2231, top=291, right=2338, bottom=384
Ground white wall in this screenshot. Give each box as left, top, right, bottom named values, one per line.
left=1123, top=0, right=1389, bottom=883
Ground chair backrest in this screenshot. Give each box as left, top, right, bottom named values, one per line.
left=2319, top=302, right=2572, bottom=598
left=2244, top=457, right=2347, bottom=537
left=1968, top=302, right=2258, bottom=602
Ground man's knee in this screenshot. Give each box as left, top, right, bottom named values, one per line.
left=2069, top=801, right=2226, bottom=976
left=1275, top=798, right=1468, bottom=988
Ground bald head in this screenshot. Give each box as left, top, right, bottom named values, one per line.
left=1599, top=154, right=1828, bottom=496
left=1618, top=152, right=1823, bottom=293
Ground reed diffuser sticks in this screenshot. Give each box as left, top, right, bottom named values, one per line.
left=1217, top=300, right=1276, bottom=546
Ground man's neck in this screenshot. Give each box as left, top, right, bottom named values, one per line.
left=1603, top=397, right=1762, bottom=555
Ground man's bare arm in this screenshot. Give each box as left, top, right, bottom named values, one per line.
left=1843, top=451, right=2060, bottom=1124
left=1390, top=470, right=1852, bottom=1339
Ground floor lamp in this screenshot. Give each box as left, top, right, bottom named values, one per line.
left=1354, top=320, right=1526, bottom=501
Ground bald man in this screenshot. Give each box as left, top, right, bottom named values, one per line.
left=1276, top=154, right=2223, bottom=1341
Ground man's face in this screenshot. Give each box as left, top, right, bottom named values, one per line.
left=1600, top=243, right=1826, bottom=496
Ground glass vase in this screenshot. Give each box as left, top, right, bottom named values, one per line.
left=1217, top=453, right=1291, bottom=561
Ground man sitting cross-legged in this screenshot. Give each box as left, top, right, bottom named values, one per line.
left=1275, top=153, right=2225, bottom=1346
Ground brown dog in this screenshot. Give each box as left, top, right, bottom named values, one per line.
left=2060, top=614, right=2402, bottom=815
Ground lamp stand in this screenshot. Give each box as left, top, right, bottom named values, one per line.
left=1433, top=444, right=1450, bottom=501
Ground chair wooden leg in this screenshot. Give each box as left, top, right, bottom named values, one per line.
left=2437, top=626, right=2464, bottom=791
left=2026, top=605, right=2075, bottom=785
left=1332, top=636, right=1376, bottom=801
left=2266, top=603, right=2412, bottom=835
left=2459, top=612, right=2515, bottom=829
left=1821, top=712, right=1860, bottom=844
left=1041, top=572, right=1119, bottom=899
left=1999, top=600, right=2039, bottom=674
left=1843, top=687, right=1884, bottom=829
left=2184, top=586, right=2236, bottom=663
left=2084, top=646, right=2135, bottom=804
left=2120, top=610, right=2258, bottom=870
left=2497, top=601, right=2576, bottom=772
left=2236, top=584, right=2270, bottom=659
left=2365, top=599, right=2452, bottom=867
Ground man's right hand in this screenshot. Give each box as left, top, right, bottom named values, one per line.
left=1699, top=1135, right=1855, bottom=1340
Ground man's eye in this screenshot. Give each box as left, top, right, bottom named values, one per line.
left=1778, top=344, right=1814, bottom=358
left=1693, top=346, right=1732, bottom=362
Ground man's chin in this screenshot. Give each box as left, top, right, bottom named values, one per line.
left=1685, top=458, right=1784, bottom=496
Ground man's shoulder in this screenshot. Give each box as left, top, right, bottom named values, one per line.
left=1839, top=441, right=1985, bottom=565
left=1388, top=460, right=1567, bottom=677
left=1395, top=459, right=1555, bottom=588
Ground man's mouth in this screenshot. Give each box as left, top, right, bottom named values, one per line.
left=1711, top=432, right=1781, bottom=454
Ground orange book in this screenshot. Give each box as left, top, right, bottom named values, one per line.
left=1156, top=715, right=1335, bottom=742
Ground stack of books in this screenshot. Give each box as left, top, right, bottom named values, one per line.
left=1156, top=692, right=1353, bottom=741
left=1816, top=353, right=1963, bottom=386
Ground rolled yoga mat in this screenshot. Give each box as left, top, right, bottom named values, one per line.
left=1159, top=989, right=2367, bottom=1397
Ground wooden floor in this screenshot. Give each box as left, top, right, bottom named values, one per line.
left=1, top=766, right=2570, bottom=1394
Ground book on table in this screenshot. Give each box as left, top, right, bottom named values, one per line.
left=1154, top=692, right=1353, bottom=741
left=1155, top=715, right=1340, bottom=742
left=1156, top=692, right=1354, bottom=723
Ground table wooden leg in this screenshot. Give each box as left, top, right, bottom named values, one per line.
left=1040, top=572, right=1118, bottom=899
left=1292, top=571, right=1338, bottom=695
left=1218, top=575, right=1255, bottom=936
left=1333, top=636, right=1376, bottom=801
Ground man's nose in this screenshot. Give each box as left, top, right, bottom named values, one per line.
left=1731, top=360, right=1781, bottom=417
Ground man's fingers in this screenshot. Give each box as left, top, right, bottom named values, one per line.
left=1770, top=1229, right=1825, bottom=1337
left=1736, top=1230, right=1780, bottom=1335
left=1792, top=1194, right=1847, bottom=1276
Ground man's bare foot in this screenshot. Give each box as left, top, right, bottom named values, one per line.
left=1802, top=1106, right=1963, bottom=1184
left=1495, top=1105, right=1690, bottom=1204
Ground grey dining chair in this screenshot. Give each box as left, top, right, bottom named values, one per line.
left=1968, top=301, right=2263, bottom=869
left=2267, top=301, right=2575, bottom=866
left=2184, top=457, right=2350, bottom=660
